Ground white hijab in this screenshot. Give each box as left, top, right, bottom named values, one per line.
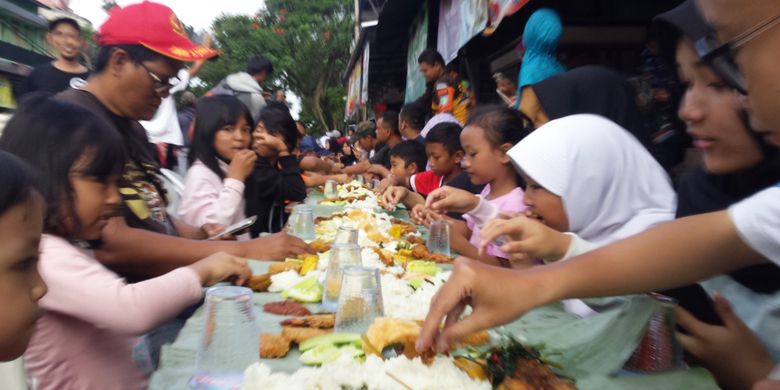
left=507, top=114, right=676, bottom=246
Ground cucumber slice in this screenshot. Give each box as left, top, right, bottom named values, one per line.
left=299, top=344, right=341, bottom=365
left=299, top=332, right=362, bottom=352
left=299, top=344, right=365, bottom=366
left=282, top=277, right=322, bottom=303
left=406, top=260, right=439, bottom=276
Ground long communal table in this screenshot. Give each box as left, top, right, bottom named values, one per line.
left=150, top=195, right=719, bottom=390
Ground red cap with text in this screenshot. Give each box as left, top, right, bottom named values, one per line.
left=97, top=1, right=219, bottom=62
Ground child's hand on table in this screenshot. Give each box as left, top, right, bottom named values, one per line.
left=189, top=251, right=252, bottom=286
left=425, top=186, right=479, bottom=214
left=382, top=186, right=408, bottom=211
left=411, top=204, right=443, bottom=228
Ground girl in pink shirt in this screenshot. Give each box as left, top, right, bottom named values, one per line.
left=178, top=96, right=256, bottom=236
left=2, top=96, right=251, bottom=390
left=415, top=106, right=534, bottom=267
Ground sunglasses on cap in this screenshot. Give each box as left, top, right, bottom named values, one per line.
left=694, top=14, right=780, bottom=95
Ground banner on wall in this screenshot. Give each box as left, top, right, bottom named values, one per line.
left=345, top=57, right=362, bottom=118
left=361, top=42, right=369, bottom=106
left=437, top=0, right=488, bottom=64
left=404, top=3, right=428, bottom=103
left=484, top=0, right=531, bottom=35
left=0, top=76, right=16, bottom=109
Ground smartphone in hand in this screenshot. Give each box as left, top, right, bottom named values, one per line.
left=208, top=216, right=258, bottom=240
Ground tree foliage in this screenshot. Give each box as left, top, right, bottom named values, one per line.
left=197, top=0, right=353, bottom=135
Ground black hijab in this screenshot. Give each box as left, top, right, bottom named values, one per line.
left=676, top=134, right=780, bottom=294
left=655, top=0, right=780, bottom=297
left=531, top=65, right=652, bottom=147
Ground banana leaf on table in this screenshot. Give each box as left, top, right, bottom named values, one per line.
left=497, top=296, right=719, bottom=389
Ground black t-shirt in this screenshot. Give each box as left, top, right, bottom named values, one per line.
left=25, top=63, right=89, bottom=95
left=369, top=144, right=391, bottom=168
left=57, top=89, right=178, bottom=236
left=446, top=171, right=485, bottom=194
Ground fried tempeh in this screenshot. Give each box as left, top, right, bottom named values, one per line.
left=280, top=314, right=336, bottom=329
left=281, top=326, right=332, bottom=344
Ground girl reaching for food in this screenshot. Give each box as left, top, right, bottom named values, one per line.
left=0, top=95, right=252, bottom=390
left=427, top=114, right=676, bottom=267
left=413, top=105, right=533, bottom=267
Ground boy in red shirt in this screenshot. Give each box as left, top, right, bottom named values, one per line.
left=410, top=123, right=464, bottom=196
left=383, top=123, right=478, bottom=210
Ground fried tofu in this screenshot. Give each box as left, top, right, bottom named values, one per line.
left=411, top=244, right=453, bottom=263
left=280, top=314, right=335, bottom=329
left=405, top=235, right=425, bottom=245
left=268, top=261, right=302, bottom=275
left=372, top=247, right=394, bottom=266
left=259, top=333, right=291, bottom=359
left=454, top=330, right=490, bottom=348
left=281, top=326, right=332, bottom=344
left=308, top=239, right=332, bottom=253
left=247, top=273, right=272, bottom=292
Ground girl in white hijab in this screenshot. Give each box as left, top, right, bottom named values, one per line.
left=471, top=113, right=675, bottom=316
left=477, top=113, right=676, bottom=262
left=427, top=114, right=677, bottom=264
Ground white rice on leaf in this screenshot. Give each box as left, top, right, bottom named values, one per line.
left=242, top=354, right=490, bottom=390
left=268, top=270, right=303, bottom=293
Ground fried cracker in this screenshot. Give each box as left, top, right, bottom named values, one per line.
left=259, top=333, right=291, bottom=359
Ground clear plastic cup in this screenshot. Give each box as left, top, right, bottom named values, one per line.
left=289, top=205, right=315, bottom=241
left=286, top=204, right=310, bottom=237
left=334, top=225, right=359, bottom=245
left=321, top=243, right=361, bottom=312
left=427, top=220, right=451, bottom=257
left=354, top=174, right=365, bottom=185
left=324, top=179, right=338, bottom=198
left=334, top=266, right=384, bottom=333
left=190, top=286, right=258, bottom=389
left=370, top=179, right=381, bottom=190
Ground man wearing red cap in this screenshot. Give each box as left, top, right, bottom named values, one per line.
left=57, top=2, right=312, bottom=277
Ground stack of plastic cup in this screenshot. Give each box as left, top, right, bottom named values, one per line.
left=190, top=286, right=258, bottom=389
left=321, top=243, right=361, bottom=312
left=334, top=266, right=384, bottom=334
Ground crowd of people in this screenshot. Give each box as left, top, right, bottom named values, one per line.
left=2, top=0, right=780, bottom=389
